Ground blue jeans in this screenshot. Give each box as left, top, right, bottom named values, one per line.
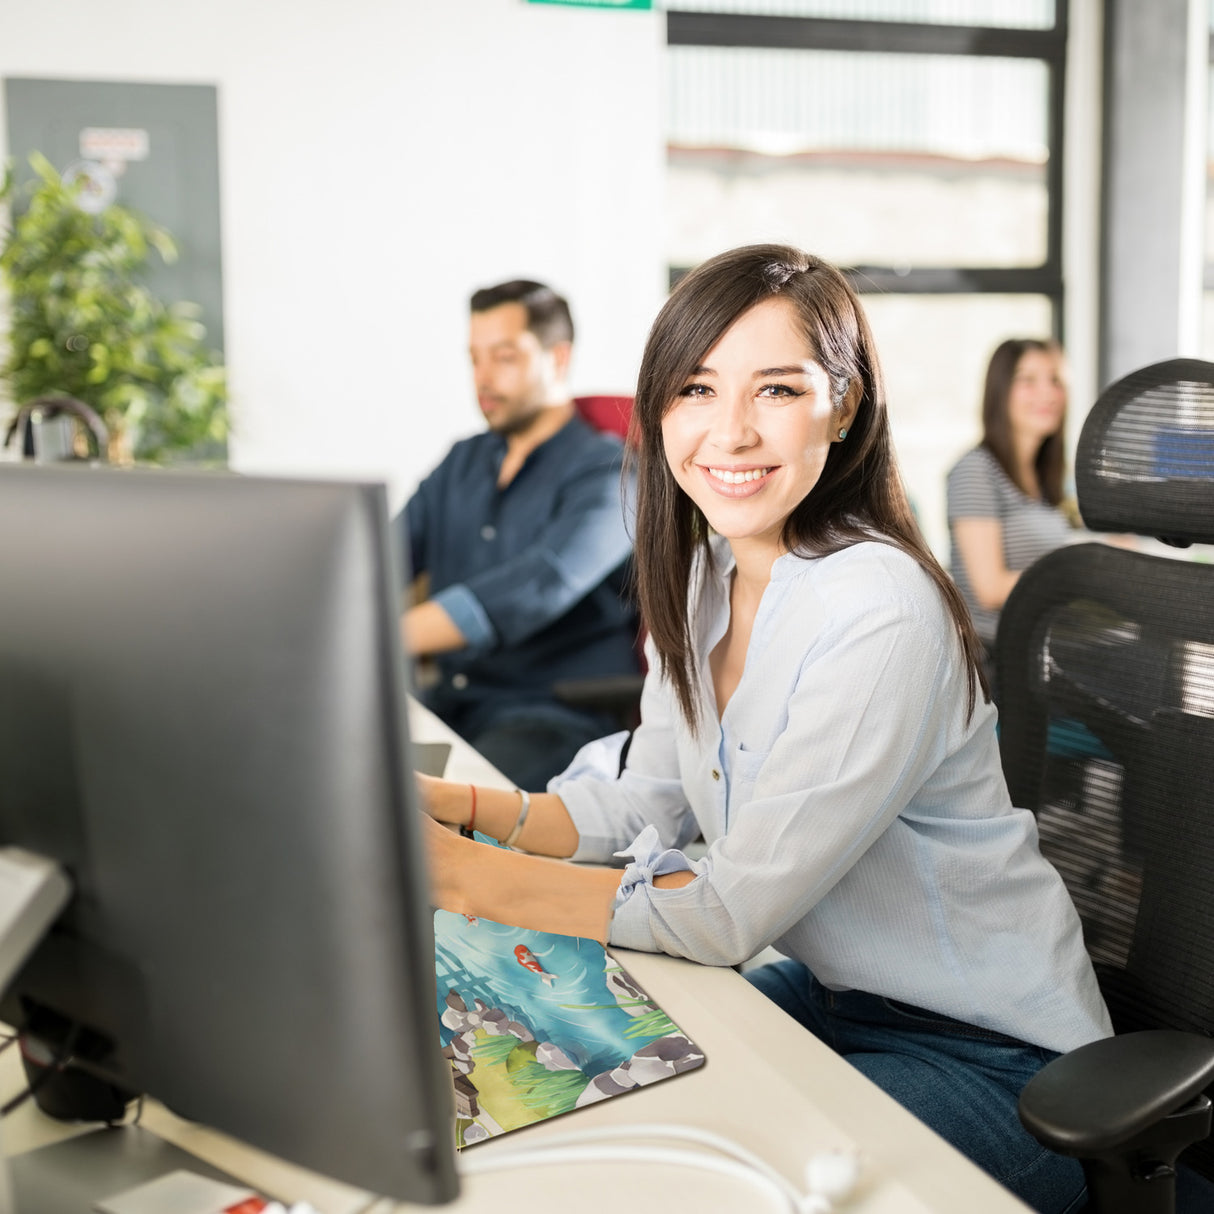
left=746, top=959, right=1086, bottom=1214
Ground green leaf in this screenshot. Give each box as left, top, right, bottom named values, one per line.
left=0, top=151, right=228, bottom=465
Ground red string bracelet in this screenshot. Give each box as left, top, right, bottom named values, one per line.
left=467, top=784, right=477, bottom=833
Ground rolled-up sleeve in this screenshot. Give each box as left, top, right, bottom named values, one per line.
left=613, top=824, right=705, bottom=899
left=432, top=583, right=497, bottom=650
left=602, top=581, right=960, bottom=967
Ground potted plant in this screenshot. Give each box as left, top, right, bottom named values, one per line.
left=0, top=152, right=228, bottom=465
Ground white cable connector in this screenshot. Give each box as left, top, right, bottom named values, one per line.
left=459, top=1123, right=862, bottom=1213
left=803, top=1149, right=864, bottom=1212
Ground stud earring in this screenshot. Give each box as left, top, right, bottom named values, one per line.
left=837, top=427, right=848, bottom=441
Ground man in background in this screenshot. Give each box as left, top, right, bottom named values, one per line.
left=398, top=279, right=638, bottom=790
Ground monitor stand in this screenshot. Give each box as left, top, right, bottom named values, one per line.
left=3, top=1125, right=251, bottom=1214
left=0, top=849, right=249, bottom=1212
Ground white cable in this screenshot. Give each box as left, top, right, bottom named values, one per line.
left=495, top=1122, right=799, bottom=1196
left=459, top=1122, right=860, bottom=1214
left=462, top=1143, right=803, bottom=1212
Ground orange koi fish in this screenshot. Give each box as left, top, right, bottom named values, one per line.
left=514, top=944, right=558, bottom=987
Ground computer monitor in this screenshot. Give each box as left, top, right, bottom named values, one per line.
left=0, top=463, right=458, bottom=1204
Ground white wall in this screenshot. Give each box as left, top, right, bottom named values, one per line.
left=1, top=1, right=1116, bottom=535
left=0, top=0, right=668, bottom=511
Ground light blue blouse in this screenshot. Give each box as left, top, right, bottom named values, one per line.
left=555, top=537, right=1112, bottom=1055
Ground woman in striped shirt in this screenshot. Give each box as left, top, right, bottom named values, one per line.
left=946, top=339, right=1083, bottom=684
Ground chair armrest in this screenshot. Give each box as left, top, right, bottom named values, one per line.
left=1019, top=1030, right=1214, bottom=1156
left=552, top=674, right=645, bottom=716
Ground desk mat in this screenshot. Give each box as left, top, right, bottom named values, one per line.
left=434, top=908, right=706, bottom=1148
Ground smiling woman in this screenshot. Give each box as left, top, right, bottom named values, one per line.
left=660, top=298, right=852, bottom=557
left=630, top=245, right=983, bottom=729
left=420, top=245, right=1112, bottom=1214
left=656, top=296, right=858, bottom=719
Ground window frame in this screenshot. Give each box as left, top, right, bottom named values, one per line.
left=665, top=6, right=1069, bottom=331
left=1206, top=24, right=1214, bottom=294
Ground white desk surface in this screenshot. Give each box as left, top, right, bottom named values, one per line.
left=0, top=701, right=1030, bottom=1214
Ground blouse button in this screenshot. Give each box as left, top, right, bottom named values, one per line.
left=452, top=673, right=469, bottom=690
left=711, top=769, right=720, bottom=781
left=480, top=524, right=497, bottom=541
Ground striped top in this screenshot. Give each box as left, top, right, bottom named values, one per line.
left=946, top=445, right=1082, bottom=645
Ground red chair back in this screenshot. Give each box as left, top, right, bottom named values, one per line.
left=574, top=395, right=634, bottom=444
left=572, top=394, right=646, bottom=681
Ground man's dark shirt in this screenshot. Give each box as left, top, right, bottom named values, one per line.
left=398, top=414, right=638, bottom=736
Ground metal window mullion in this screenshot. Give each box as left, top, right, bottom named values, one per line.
left=844, top=266, right=1061, bottom=294
left=668, top=265, right=1064, bottom=296
left=666, top=12, right=1066, bottom=63
left=1046, top=0, right=1068, bottom=340
left=665, top=4, right=1068, bottom=336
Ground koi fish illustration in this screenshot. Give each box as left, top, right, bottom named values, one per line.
left=514, top=944, right=558, bottom=987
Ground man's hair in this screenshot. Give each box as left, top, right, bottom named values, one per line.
left=469, top=280, right=574, bottom=349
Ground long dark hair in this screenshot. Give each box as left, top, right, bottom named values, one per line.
left=629, top=244, right=989, bottom=729
left=980, top=338, right=1066, bottom=504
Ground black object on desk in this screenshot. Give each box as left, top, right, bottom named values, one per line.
left=0, top=464, right=458, bottom=1206
left=999, top=357, right=1214, bottom=1213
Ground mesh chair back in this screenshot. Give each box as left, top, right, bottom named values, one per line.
left=1076, top=357, right=1214, bottom=545
left=997, top=358, right=1214, bottom=1183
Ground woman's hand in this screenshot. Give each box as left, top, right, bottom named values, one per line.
left=419, top=810, right=619, bottom=943
left=413, top=771, right=442, bottom=816
left=421, top=811, right=469, bottom=913
left=414, top=773, right=470, bottom=827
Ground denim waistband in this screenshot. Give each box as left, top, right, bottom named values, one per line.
left=819, top=983, right=1041, bottom=1049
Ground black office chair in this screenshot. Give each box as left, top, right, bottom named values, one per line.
left=3, top=394, right=109, bottom=462
left=996, top=358, right=1214, bottom=1214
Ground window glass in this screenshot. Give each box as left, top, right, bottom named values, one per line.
left=663, top=0, right=1056, bottom=28
left=1204, top=60, right=1214, bottom=359
left=667, top=47, right=1050, bottom=269
left=861, top=293, right=1055, bottom=558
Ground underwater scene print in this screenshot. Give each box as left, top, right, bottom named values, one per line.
left=435, top=909, right=706, bottom=1147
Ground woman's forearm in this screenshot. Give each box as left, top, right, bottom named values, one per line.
left=953, top=517, right=1019, bottom=610
left=428, top=823, right=622, bottom=943
left=419, top=776, right=580, bottom=857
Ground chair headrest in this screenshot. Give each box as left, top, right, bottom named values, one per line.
left=1076, top=357, right=1214, bottom=548
left=574, top=395, right=634, bottom=444
left=2, top=394, right=109, bottom=463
